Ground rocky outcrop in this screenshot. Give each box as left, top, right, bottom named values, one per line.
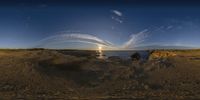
left=149, top=51, right=177, bottom=60
left=131, top=52, right=141, bottom=61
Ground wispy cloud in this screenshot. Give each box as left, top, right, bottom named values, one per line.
left=111, top=10, right=123, bottom=24
left=35, top=32, right=113, bottom=48
left=166, top=25, right=174, bottom=30
left=35, top=29, right=150, bottom=49
left=122, top=29, right=149, bottom=49
left=111, top=16, right=123, bottom=23
left=111, top=10, right=122, bottom=17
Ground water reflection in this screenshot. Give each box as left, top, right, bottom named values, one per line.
left=97, top=49, right=105, bottom=59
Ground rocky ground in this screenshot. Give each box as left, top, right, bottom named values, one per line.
left=0, top=49, right=200, bottom=99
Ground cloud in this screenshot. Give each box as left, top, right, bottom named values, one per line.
left=122, top=29, right=149, bottom=49
left=111, top=10, right=123, bottom=24
left=111, top=16, right=123, bottom=23
left=166, top=25, right=174, bottom=30
left=35, top=32, right=113, bottom=48
left=111, top=10, right=123, bottom=17
left=35, top=29, right=150, bottom=50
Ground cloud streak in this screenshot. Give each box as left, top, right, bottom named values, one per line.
left=111, top=10, right=122, bottom=16
left=111, top=16, right=123, bottom=23
left=35, top=32, right=113, bottom=48
left=111, top=10, right=123, bottom=24
left=35, top=29, right=149, bottom=50
left=122, top=29, right=149, bottom=49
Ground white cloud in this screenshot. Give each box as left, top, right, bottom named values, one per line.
left=35, top=32, right=113, bottom=48
left=111, top=10, right=122, bottom=16
left=36, top=29, right=150, bottom=50
left=122, top=29, right=149, bottom=49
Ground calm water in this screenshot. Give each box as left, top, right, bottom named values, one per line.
left=97, top=50, right=149, bottom=60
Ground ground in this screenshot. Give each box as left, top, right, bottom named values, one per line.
left=0, top=49, right=199, bottom=99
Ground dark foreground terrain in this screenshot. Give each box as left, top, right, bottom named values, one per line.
left=0, top=49, right=200, bottom=99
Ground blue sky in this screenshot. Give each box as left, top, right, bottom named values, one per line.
left=0, top=0, right=200, bottom=49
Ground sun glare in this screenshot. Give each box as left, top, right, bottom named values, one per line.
left=98, top=46, right=102, bottom=51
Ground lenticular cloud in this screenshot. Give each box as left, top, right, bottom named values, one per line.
left=35, top=32, right=113, bottom=48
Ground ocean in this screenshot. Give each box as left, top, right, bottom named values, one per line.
left=97, top=50, right=150, bottom=60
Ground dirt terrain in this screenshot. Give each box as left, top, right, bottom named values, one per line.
left=0, top=49, right=199, bottom=99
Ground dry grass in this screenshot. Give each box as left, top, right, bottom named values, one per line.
left=0, top=49, right=199, bottom=99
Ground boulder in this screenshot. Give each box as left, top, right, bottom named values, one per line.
left=131, top=52, right=141, bottom=61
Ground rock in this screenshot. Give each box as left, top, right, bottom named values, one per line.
left=131, top=52, right=141, bottom=61
left=149, top=51, right=176, bottom=60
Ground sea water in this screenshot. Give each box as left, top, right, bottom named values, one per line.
left=97, top=50, right=150, bottom=60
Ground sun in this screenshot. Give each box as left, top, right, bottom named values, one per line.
left=98, top=46, right=102, bottom=51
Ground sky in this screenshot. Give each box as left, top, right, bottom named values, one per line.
left=0, top=0, right=200, bottom=49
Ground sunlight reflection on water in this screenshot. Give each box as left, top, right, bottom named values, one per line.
left=97, top=49, right=106, bottom=59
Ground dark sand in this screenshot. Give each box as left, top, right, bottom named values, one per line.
left=0, top=49, right=199, bottom=99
